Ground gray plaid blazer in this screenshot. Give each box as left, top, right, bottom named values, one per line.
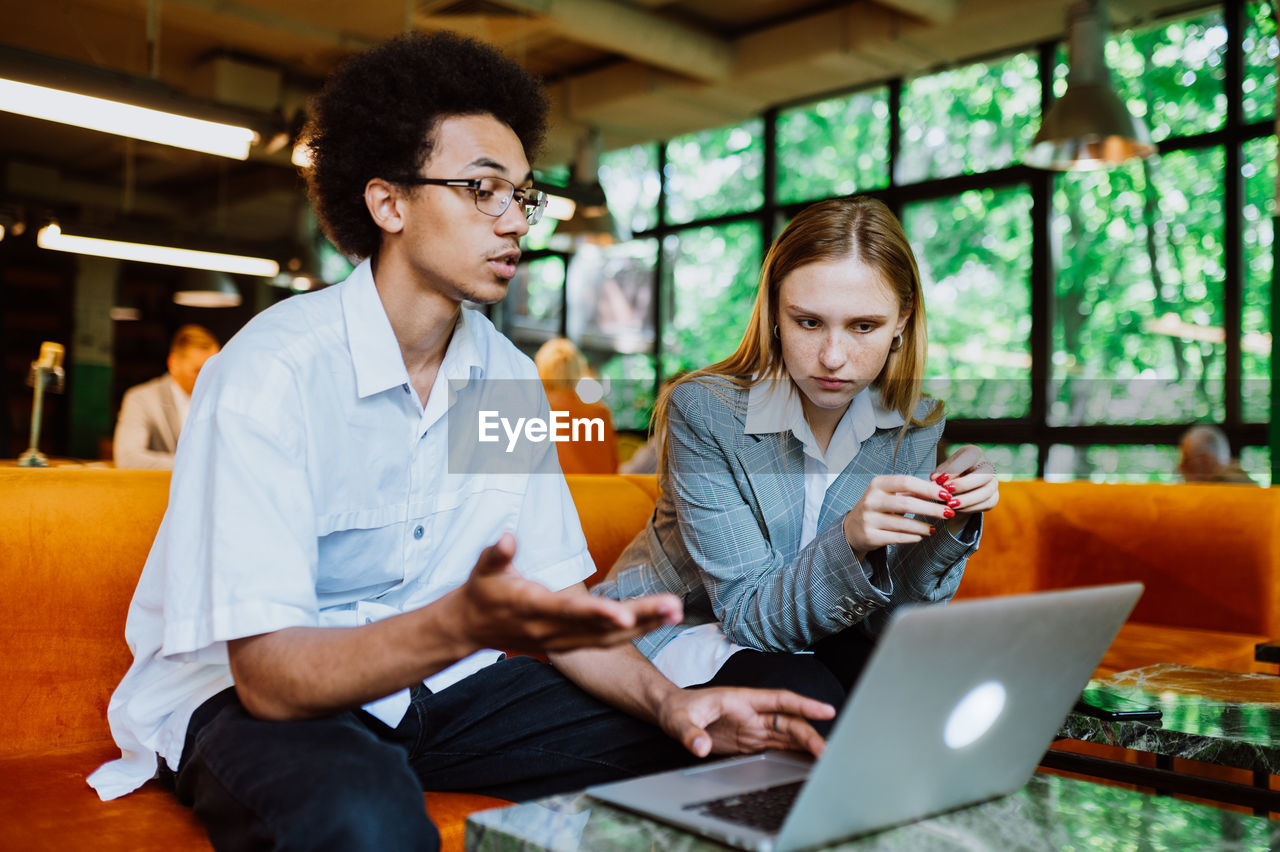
left=594, top=376, right=981, bottom=660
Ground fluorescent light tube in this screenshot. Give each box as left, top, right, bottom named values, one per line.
left=0, top=77, right=257, bottom=159
left=38, top=224, right=279, bottom=277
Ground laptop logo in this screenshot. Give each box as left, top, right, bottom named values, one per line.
left=944, top=681, right=1006, bottom=749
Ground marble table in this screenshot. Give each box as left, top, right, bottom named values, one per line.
left=1048, top=663, right=1280, bottom=811
left=466, top=772, right=1280, bottom=852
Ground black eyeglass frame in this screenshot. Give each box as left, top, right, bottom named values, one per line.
left=391, top=176, right=548, bottom=225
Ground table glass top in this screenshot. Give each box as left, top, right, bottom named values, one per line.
left=467, top=772, right=1280, bottom=852
left=1062, top=663, right=1280, bottom=772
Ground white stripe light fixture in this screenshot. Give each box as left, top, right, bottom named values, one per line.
left=37, top=224, right=280, bottom=278
left=0, top=77, right=257, bottom=160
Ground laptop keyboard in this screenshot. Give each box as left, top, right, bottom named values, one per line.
left=682, top=780, right=804, bottom=833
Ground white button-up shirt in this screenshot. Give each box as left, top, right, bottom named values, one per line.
left=651, top=380, right=903, bottom=687
left=89, top=260, right=594, bottom=800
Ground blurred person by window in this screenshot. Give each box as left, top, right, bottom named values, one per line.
left=535, top=337, right=619, bottom=474
left=112, top=324, right=220, bottom=469
left=1178, top=424, right=1257, bottom=485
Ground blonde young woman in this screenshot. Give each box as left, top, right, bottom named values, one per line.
left=594, top=197, right=999, bottom=713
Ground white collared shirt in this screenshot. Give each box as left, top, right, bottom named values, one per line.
left=89, top=260, right=594, bottom=800
left=652, top=380, right=903, bottom=687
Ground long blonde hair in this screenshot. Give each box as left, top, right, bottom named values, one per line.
left=652, top=196, right=941, bottom=469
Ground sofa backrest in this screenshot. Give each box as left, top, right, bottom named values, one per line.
left=959, top=480, right=1280, bottom=637
left=0, top=468, right=171, bottom=756
left=0, top=468, right=659, bottom=756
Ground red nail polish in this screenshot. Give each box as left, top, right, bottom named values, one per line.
left=929, top=472, right=938, bottom=482
left=938, top=490, right=950, bottom=500
left=945, top=482, right=957, bottom=493
left=936, top=473, right=950, bottom=483
left=928, top=526, right=936, bottom=535
left=943, top=508, right=955, bottom=519
left=947, top=498, right=960, bottom=508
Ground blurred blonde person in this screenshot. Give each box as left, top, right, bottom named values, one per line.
left=1178, top=424, right=1256, bottom=485
left=535, top=338, right=618, bottom=474
left=113, top=325, right=219, bottom=469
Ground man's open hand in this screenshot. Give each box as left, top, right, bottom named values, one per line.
left=455, top=533, right=683, bottom=653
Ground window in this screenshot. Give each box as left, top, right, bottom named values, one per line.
left=1244, top=1, right=1277, bottom=122
left=515, top=4, right=1272, bottom=482
left=1243, top=136, right=1275, bottom=424
left=905, top=186, right=1033, bottom=419
left=898, top=52, right=1039, bottom=183
left=599, top=143, right=660, bottom=236
left=661, top=222, right=763, bottom=376
left=776, top=87, right=889, bottom=203
left=1051, top=148, right=1227, bottom=426
left=664, top=120, right=764, bottom=225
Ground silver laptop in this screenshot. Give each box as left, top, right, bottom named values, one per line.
left=588, top=583, right=1142, bottom=852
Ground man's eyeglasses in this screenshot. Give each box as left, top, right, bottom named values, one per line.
left=393, top=175, right=547, bottom=225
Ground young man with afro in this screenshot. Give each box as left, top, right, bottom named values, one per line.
left=88, top=31, right=833, bottom=850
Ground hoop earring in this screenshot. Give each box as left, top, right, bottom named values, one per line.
left=773, top=324, right=780, bottom=339
left=890, top=334, right=903, bottom=352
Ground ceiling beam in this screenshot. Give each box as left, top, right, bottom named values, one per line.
left=484, top=0, right=734, bottom=82
left=875, top=0, right=960, bottom=24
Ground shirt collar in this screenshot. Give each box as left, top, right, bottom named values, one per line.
left=744, top=379, right=906, bottom=455
left=341, top=259, right=485, bottom=399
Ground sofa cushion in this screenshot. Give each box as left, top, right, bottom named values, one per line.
left=961, top=481, right=1280, bottom=637
left=0, top=742, right=508, bottom=852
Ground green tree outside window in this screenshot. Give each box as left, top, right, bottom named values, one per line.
left=776, top=87, right=889, bottom=204
left=1055, top=8, right=1226, bottom=143
left=1243, top=136, right=1275, bottom=423
left=1052, top=147, right=1226, bottom=429
left=898, top=52, right=1039, bottom=184
left=905, top=186, right=1033, bottom=419
left=1046, top=444, right=1181, bottom=483
left=600, top=144, right=661, bottom=236
left=1245, top=0, right=1278, bottom=122
left=661, top=222, right=763, bottom=376
left=664, top=121, right=764, bottom=226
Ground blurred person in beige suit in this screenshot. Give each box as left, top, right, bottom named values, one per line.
left=112, top=325, right=220, bottom=469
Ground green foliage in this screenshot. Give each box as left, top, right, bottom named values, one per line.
left=661, top=222, right=763, bottom=376
left=905, top=186, right=1033, bottom=419
left=1245, top=1, right=1278, bottom=121
left=598, top=353, right=657, bottom=431
left=899, top=52, right=1039, bottom=183
left=1056, top=9, right=1226, bottom=142
left=776, top=87, right=889, bottom=204
left=971, top=443, right=1039, bottom=479
left=522, top=257, right=564, bottom=322
left=1241, top=446, right=1273, bottom=486
left=599, top=144, right=661, bottom=236
left=1051, top=147, right=1227, bottom=428
left=1243, top=136, right=1276, bottom=423
left=664, top=120, right=764, bottom=225
left=1045, top=444, right=1181, bottom=483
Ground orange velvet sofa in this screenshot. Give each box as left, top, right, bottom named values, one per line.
left=2, top=468, right=1277, bottom=849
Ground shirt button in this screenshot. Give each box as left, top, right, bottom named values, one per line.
left=413, top=525, right=424, bottom=540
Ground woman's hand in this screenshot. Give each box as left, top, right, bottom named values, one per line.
left=931, top=444, right=999, bottom=535
left=842, top=474, right=956, bottom=560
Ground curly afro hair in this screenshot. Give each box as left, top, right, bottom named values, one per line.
left=302, top=31, right=549, bottom=260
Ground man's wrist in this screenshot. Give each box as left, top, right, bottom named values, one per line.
left=421, top=586, right=485, bottom=663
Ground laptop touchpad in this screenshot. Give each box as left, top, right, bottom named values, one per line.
left=678, top=754, right=812, bottom=788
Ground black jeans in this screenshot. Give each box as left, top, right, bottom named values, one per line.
left=694, top=626, right=879, bottom=737
left=167, top=656, right=693, bottom=852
